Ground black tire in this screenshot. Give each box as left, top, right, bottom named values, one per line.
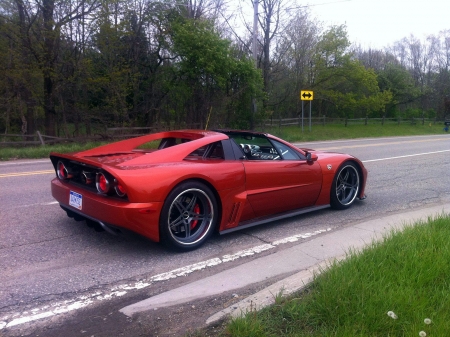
left=330, top=161, right=360, bottom=210
left=159, top=181, right=218, bottom=251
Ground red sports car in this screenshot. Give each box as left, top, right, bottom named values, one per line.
left=50, top=130, right=367, bottom=251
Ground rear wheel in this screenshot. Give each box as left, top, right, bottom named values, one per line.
left=159, top=181, right=218, bottom=251
left=330, top=162, right=360, bottom=210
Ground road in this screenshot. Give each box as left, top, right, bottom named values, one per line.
left=1, top=134, right=449, bottom=336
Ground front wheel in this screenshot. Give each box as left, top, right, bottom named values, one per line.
left=159, top=181, right=218, bottom=251
left=330, top=162, right=360, bottom=210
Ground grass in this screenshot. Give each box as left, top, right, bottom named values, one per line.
left=0, top=141, right=107, bottom=161
left=221, top=214, right=450, bottom=337
left=1, top=123, right=448, bottom=161
left=263, top=122, right=447, bottom=143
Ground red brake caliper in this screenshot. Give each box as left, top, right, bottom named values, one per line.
left=190, top=204, right=200, bottom=229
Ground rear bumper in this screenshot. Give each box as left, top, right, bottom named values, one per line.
left=51, top=178, right=163, bottom=242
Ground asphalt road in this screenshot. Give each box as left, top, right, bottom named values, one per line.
left=1, top=134, right=449, bottom=336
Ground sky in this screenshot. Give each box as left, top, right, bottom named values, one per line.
left=307, top=0, right=450, bottom=49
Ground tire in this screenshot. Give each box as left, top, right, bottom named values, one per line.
left=330, top=161, right=360, bottom=210
left=159, top=181, right=218, bottom=251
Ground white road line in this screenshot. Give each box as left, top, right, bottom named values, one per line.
left=13, top=201, right=59, bottom=209
left=362, top=149, right=450, bottom=163
left=0, top=228, right=331, bottom=330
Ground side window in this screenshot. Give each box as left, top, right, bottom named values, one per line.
left=271, top=140, right=301, bottom=160
left=188, top=145, right=208, bottom=157
left=229, top=135, right=281, bottom=160
left=205, top=142, right=225, bottom=159
left=187, top=142, right=224, bottom=159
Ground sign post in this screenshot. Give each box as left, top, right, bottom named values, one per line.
left=300, top=90, right=314, bottom=132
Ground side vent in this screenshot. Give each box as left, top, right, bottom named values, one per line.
left=228, top=202, right=242, bottom=226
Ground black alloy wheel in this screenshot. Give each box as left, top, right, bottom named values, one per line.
left=160, top=181, right=218, bottom=251
left=330, top=161, right=360, bottom=210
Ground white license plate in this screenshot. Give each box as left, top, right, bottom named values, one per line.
left=69, top=191, right=83, bottom=210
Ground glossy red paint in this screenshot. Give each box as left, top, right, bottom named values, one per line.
left=50, top=129, right=367, bottom=251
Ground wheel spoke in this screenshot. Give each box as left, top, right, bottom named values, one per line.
left=173, top=198, right=187, bottom=214
left=185, top=195, right=198, bottom=213
left=183, top=219, right=191, bottom=238
left=169, top=215, right=185, bottom=230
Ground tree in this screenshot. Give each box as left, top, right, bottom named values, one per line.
left=169, top=16, right=263, bottom=128
left=11, top=0, right=99, bottom=136
left=269, top=8, right=319, bottom=119
left=311, top=25, right=392, bottom=117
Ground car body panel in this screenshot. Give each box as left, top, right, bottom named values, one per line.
left=242, top=160, right=322, bottom=218
left=50, top=129, right=367, bottom=247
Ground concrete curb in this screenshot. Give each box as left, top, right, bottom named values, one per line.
left=119, top=203, right=450, bottom=324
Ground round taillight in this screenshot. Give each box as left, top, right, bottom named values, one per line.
left=96, top=172, right=110, bottom=194
left=115, top=180, right=127, bottom=197
left=57, top=161, right=71, bottom=180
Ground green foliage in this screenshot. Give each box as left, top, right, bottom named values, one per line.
left=171, top=19, right=232, bottom=88
left=1, top=1, right=449, bottom=135
left=377, top=63, right=421, bottom=117
left=312, top=26, right=392, bottom=117
left=168, top=17, right=263, bottom=128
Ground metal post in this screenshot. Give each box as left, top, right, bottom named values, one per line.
left=309, top=102, right=312, bottom=132
left=301, top=101, right=304, bottom=132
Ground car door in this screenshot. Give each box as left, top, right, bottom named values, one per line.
left=241, top=138, right=322, bottom=218
left=243, top=161, right=322, bottom=218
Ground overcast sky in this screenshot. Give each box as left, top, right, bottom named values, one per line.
left=307, top=0, right=450, bottom=48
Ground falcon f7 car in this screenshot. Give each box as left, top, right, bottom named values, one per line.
left=50, top=129, right=367, bottom=251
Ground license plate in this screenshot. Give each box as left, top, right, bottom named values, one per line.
left=69, top=191, right=83, bottom=210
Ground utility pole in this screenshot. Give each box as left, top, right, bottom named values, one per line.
left=251, top=0, right=258, bottom=129
left=252, top=0, right=258, bottom=66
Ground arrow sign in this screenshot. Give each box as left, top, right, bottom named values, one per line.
left=300, top=90, right=313, bottom=101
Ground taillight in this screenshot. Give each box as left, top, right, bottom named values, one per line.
left=96, top=172, right=111, bottom=194
left=56, top=161, right=73, bottom=180
left=115, top=179, right=127, bottom=197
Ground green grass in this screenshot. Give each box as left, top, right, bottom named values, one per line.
left=262, top=123, right=447, bottom=143
left=0, top=141, right=107, bottom=161
left=1, top=123, right=448, bottom=161
left=222, top=214, right=450, bottom=337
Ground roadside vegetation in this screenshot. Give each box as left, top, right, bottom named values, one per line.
left=208, top=214, right=450, bottom=337
left=1, top=123, right=447, bottom=161
left=2, top=0, right=450, bottom=139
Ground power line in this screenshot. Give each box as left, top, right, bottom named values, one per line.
left=285, top=0, right=351, bottom=12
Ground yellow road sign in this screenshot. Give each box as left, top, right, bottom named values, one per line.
left=300, top=90, right=313, bottom=100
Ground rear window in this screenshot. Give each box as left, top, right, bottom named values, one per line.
left=187, top=142, right=224, bottom=159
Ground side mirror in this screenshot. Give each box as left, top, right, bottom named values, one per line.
left=306, top=152, right=318, bottom=162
